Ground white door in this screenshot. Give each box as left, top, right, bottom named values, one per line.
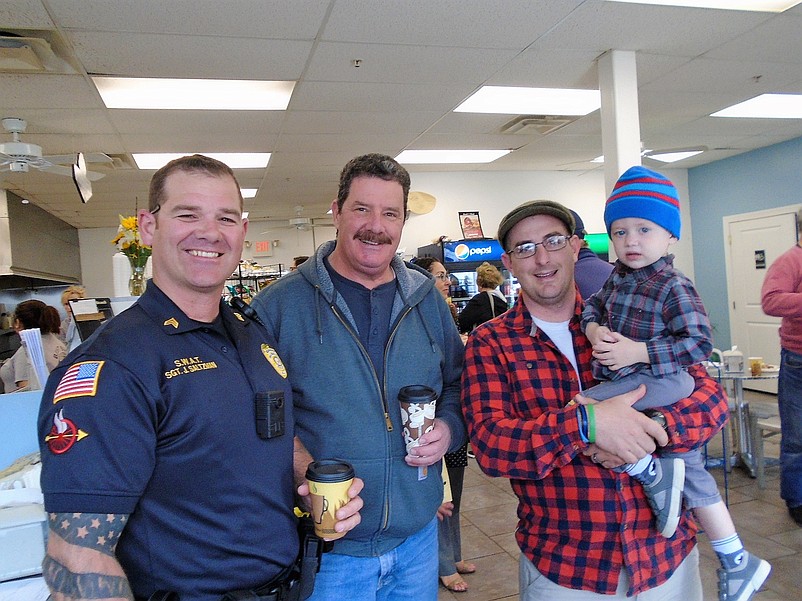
left=724, top=206, right=800, bottom=393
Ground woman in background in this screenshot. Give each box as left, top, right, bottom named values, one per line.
left=413, top=256, right=476, bottom=592
left=60, top=285, right=87, bottom=352
left=457, top=261, right=507, bottom=334
left=0, top=300, right=66, bottom=392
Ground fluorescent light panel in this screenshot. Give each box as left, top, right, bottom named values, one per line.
left=606, top=0, right=801, bottom=11
left=396, top=149, right=511, bottom=164
left=133, top=153, right=271, bottom=170
left=454, top=86, right=601, bottom=116
left=241, top=189, right=258, bottom=199
left=646, top=150, right=704, bottom=163
left=711, top=94, right=802, bottom=118
left=593, top=150, right=704, bottom=164
left=93, top=77, right=295, bottom=110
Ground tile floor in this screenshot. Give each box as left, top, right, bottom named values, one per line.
left=439, top=392, right=802, bottom=601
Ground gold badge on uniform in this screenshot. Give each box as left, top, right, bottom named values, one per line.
left=233, top=312, right=245, bottom=322
left=164, top=317, right=179, bottom=329
left=261, top=343, right=287, bottom=379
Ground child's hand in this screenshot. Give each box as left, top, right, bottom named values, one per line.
left=567, top=393, right=597, bottom=407
left=592, top=332, right=649, bottom=371
left=587, top=324, right=614, bottom=346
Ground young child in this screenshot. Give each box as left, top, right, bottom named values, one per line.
left=580, top=166, right=771, bottom=601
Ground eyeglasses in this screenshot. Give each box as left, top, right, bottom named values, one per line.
left=508, top=234, right=569, bottom=259
left=432, top=273, right=449, bottom=281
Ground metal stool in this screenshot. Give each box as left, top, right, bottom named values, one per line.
left=748, top=412, right=782, bottom=489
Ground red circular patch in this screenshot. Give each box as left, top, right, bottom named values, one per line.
left=47, top=418, right=79, bottom=454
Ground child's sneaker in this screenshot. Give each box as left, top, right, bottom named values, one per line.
left=641, top=457, right=684, bottom=538
left=717, top=551, right=771, bottom=601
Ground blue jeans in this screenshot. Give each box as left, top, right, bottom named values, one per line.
left=307, top=517, right=438, bottom=601
left=438, top=463, right=465, bottom=576
left=779, top=348, right=802, bottom=508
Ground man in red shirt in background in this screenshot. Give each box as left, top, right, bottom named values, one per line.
left=461, top=199, right=728, bottom=599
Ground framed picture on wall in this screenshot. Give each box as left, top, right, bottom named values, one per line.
left=459, top=211, right=484, bottom=239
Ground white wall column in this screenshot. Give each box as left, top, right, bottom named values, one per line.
left=598, top=50, right=642, bottom=196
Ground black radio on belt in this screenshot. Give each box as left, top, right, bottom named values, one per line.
left=255, top=391, right=285, bottom=439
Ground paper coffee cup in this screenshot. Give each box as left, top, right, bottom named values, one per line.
left=398, top=385, right=437, bottom=454
left=305, top=459, right=355, bottom=540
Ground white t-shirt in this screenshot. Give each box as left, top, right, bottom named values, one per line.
left=532, top=317, right=582, bottom=389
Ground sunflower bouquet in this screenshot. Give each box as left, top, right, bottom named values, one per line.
left=112, top=215, right=152, bottom=268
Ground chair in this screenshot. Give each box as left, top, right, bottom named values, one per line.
left=748, top=411, right=782, bottom=489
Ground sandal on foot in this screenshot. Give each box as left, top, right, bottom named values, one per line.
left=440, top=574, right=468, bottom=592
left=456, top=561, right=476, bottom=574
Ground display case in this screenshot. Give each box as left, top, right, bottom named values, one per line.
left=224, top=261, right=285, bottom=302
left=417, top=239, right=518, bottom=310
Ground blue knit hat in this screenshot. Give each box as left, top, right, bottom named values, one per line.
left=604, top=166, right=681, bottom=239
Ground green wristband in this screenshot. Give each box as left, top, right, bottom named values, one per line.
left=586, top=403, right=596, bottom=444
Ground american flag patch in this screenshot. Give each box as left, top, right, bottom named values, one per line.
left=53, top=361, right=105, bottom=404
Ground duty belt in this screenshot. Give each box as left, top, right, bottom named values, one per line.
left=145, top=516, right=327, bottom=601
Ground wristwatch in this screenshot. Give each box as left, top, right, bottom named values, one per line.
left=644, top=409, right=669, bottom=436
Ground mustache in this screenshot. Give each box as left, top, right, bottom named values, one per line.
left=354, top=229, right=392, bottom=245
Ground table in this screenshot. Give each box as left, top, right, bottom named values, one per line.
left=707, top=365, right=779, bottom=478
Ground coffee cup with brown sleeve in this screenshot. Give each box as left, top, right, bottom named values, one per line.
left=305, top=459, right=355, bottom=540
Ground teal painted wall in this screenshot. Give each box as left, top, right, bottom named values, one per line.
left=689, top=136, right=802, bottom=349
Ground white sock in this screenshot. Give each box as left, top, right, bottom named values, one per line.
left=712, top=534, right=743, bottom=556
left=624, top=454, right=653, bottom=476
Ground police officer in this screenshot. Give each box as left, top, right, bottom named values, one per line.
left=38, top=155, right=363, bottom=601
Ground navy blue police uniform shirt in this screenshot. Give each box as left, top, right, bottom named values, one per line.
left=38, top=283, right=298, bottom=601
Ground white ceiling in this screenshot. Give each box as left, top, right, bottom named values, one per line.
left=0, top=0, right=800, bottom=228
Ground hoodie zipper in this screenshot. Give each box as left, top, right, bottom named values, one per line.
left=330, top=300, right=416, bottom=533
left=329, top=303, right=395, bottom=432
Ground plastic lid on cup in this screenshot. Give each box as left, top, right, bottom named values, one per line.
left=306, top=459, right=355, bottom=483
left=398, top=385, right=437, bottom=404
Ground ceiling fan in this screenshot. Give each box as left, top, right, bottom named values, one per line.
left=0, top=117, right=110, bottom=180
left=261, top=205, right=333, bottom=232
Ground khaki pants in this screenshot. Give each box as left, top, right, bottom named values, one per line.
left=518, top=546, right=702, bottom=601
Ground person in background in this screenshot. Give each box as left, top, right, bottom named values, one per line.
left=463, top=199, right=729, bottom=600
left=59, top=285, right=86, bottom=352
left=582, top=166, right=770, bottom=601
left=760, top=206, right=802, bottom=528
left=569, top=208, right=613, bottom=300
left=413, top=256, right=459, bottom=324
left=0, top=300, right=66, bottom=393
left=251, top=154, right=466, bottom=601
left=457, top=261, right=507, bottom=334
left=412, top=255, right=476, bottom=593
left=291, top=255, right=310, bottom=271
left=37, top=154, right=363, bottom=601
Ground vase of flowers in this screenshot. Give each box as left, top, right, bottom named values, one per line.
left=112, top=215, right=152, bottom=296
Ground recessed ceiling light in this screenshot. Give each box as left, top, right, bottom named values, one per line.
left=646, top=150, right=704, bottom=163
left=241, top=188, right=258, bottom=198
left=605, top=0, right=800, bottom=11
left=242, top=211, right=249, bottom=220
left=132, top=153, right=271, bottom=170
left=711, top=93, right=802, bottom=118
left=454, top=86, right=600, bottom=116
left=92, top=77, right=295, bottom=110
left=396, top=149, right=511, bottom=164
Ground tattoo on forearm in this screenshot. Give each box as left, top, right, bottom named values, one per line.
left=49, top=512, right=128, bottom=555
left=43, top=555, right=134, bottom=600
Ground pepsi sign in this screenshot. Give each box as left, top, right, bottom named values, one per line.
left=443, top=239, right=504, bottom=263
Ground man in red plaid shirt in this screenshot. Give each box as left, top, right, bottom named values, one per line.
left=462, top=199, right=728, bottom=599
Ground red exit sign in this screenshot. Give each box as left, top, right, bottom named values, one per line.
left=254, top=240, right=273, bottom=256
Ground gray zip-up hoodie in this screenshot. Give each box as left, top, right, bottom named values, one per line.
left=251, top=240, right=466, bottom=557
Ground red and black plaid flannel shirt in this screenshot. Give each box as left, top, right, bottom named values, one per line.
left=461, top=292, right=728, bottom=595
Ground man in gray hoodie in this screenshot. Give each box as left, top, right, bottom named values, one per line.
left=252, top=154, right=466, bottom=601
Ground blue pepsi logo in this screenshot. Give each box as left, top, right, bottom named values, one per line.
left=454, top=244, right=470, bottom=260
